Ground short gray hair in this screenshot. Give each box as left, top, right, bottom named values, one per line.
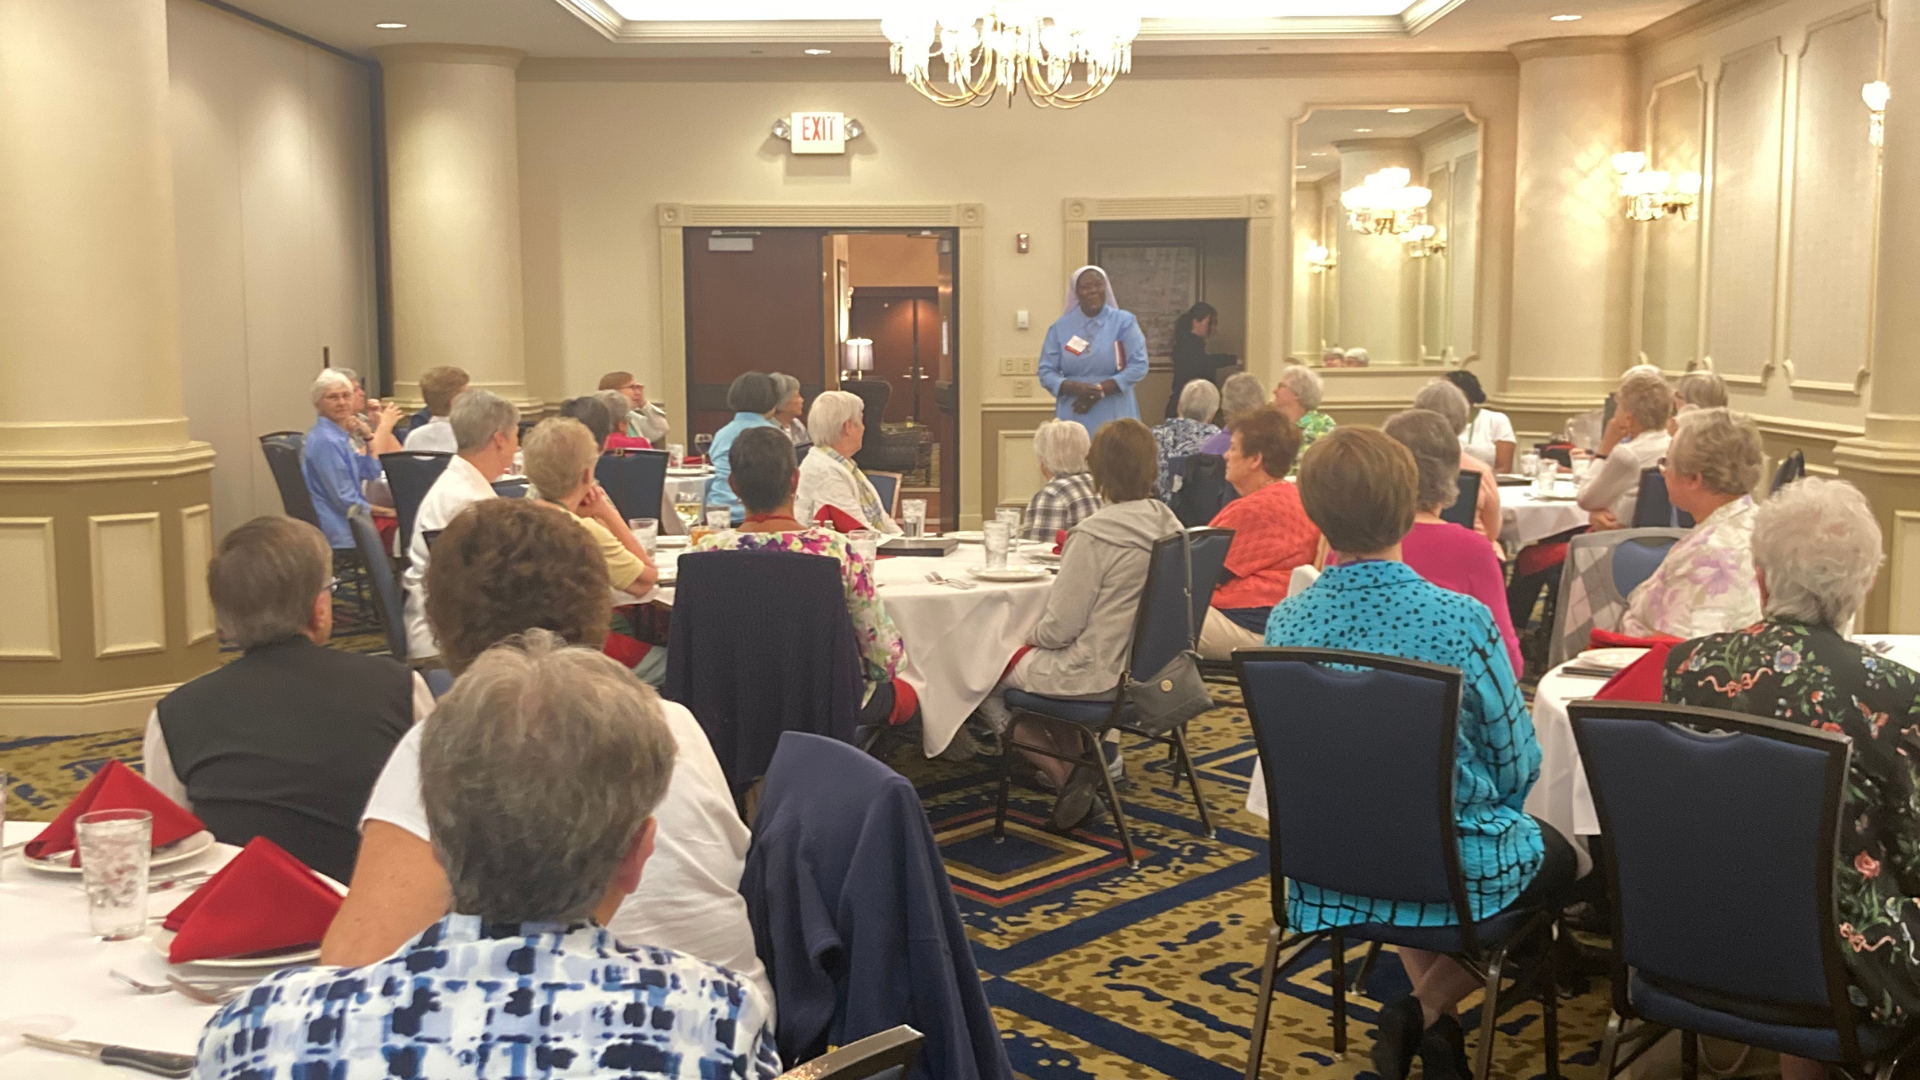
left=807, top=390, right=866, bottom=447
left=421, top=630, right=677, bottom=923
left=208, top=516, right=331, bottom=648
left=1033, top=419, right=1091, bottom=476
left=1753, top=478, right=1883, bottom=629
left=1669, top=408, right=1763, bottom=496
left=310, top=369, right=354, bottom=409
left=1675, top=371, right=1728, bottom=410
left=595, top=389, right=632, bottom=428
left=450, top=389, right=519, bottom=454
left=770, top=372, right=801, bottom=400
left=1219, top=372, right=1267, bottom=420
left=1382, top=409, right=1463, bottom=513
left=1278, top=365, right=1324, bottom=412
left=1412, top=379, right=1471, bottom=434
left=1177, top=379, right=1221, bottom=423
left=1619, top=365, right=1675, bottom=430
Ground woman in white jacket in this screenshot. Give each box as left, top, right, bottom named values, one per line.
left=976, top=418, right=1183, bottom=831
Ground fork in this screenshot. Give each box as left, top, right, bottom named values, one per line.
left=925, top=571, right=975, bottom=590
left=111, top=969, right=255, bottom=1004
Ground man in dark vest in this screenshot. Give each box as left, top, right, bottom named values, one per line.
left=142, top=516, right=426, bottom=883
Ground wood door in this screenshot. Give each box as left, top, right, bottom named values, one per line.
left=849, top=288, right=940, bottom=424
left=684, top=229, right=825, bottom=437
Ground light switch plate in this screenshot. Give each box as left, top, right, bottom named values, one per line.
left=1016, top=309, right=1029, bottom=330
left=1011, top=378, right=1033, bottom=397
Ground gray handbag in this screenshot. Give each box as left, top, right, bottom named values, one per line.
left=1125, top=528, right=1216, bottom=738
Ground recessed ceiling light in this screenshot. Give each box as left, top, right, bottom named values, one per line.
left=1310, top=151, right=1328, bottom=157
left=1550, top=13, right=1582, bottom=21
left=1387, top=107, right=1411, bottom=114
left=1295, top=164, right=1308, bottom=169
left=375, top=22, right=406, bottom=29
left=803, top=48, right=832, bottom=55
left=1354, top=127, right=1373, bottom=133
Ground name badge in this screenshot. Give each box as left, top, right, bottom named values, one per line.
left=1065, top=335, right=1089, bottom=356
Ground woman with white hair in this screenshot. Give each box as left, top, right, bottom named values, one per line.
left=303, top=369, right=402, bottom=551
left=1021, top=419, right=1101, bottom=542
left=1038, top=266, right=1148, bottom=433
left=1152, top=378, right=1221, bottom=501
left=1272, top=364, right=1335, bottom=459
left=1579, top=365, right=1675, bottom=529
left=1197, top=372, right=1267, bottom=455
left=1412, top=379, right=1503, bottom=546
left=1664, top=478, right=1920, bottom=1044
left=1620, top=408, right=1764, bottom=638
left=794, top=390, right=899, bottom=534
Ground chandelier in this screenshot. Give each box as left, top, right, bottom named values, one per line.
left=881, top=3, right=1142, bottom=109
left=1340, top=168, right=1432, bottom=237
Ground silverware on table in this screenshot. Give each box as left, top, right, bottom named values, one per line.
left=22, top=1034, right=196, bottom=1077
left=924, top=571, right=975, bottom=590
left=109, top=969, right=253, bottom=1005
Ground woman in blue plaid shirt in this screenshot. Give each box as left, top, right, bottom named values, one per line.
left=1021, top=420, right=1103, bottom=542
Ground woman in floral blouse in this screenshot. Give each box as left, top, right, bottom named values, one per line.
left=1622, top=408, right=1765, bottom=638
left=1665, top=478, right=1920, bottom=1054
left=1152, top=378, right=1221, bottom=501
left=693, top=426, right=912, bottom=726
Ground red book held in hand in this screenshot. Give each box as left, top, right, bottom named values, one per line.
left=164, top=837, right=344, bottom=963
left=23, top=760, right=204, bottom=865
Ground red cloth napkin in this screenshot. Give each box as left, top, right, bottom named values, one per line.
left=1595, top=644, right=1674, bottom=702
left=1053, top=529, right=1068, bottom=556
left=603, top=631, right=653, bottom=668
left=813, top=504, right=864, bottom=534
left=163, top=837, right=343, bottom=963
left=1589, top=628, right=1682, bottom=650
left=23, top=760, right=204, bottom=865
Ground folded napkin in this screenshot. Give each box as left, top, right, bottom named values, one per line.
left=164, top=837, right=343, bottom=963
left=1594, top=644, right=1675, bottom=702
left=813, top=504, right=864, bottom=534
left=1053, top=529, right=1068, bottom=556
left=1589, top=628, right=1681, bottom=651
left=23, top=760, right=204, bottom=865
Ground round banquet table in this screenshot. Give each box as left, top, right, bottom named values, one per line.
left=643, top=539, right=1056, bottom=757
left=1499, top=478, right=1588, bottom=546
left=0, top=821, right=247, bottom=1078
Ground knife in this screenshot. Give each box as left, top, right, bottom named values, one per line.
left=22, top=1034, right=195, bottom=1077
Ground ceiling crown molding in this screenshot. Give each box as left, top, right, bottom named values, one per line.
left=1509, top=36, right=1635, bottom=61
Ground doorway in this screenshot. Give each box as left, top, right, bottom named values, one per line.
left=1086, top=218, right=1249, bottom=420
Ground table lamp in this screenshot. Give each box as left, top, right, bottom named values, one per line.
left=842, top=338, right=874, bottom=381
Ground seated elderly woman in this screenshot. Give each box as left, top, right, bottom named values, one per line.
left=1412, top=379, right=1503, bottom=547
left=1265, top=427, right=1567, bottom=1080
left=1665, top=478, right=1920, bottom=1057
left=1382, top=409, right=1523, bottom=675
left=707, top=371, right=784, bottom=524
left=1153, top=378, right=1221, bottom=501
left=1197, top=372, right=1267, bottom=455
left=694, top=426, right=915, bottom=728
left=400, top=365, right=469, bottom=453
left=210, top=631, right=779, bottom=1080
left=598, top=389, right=652, bottom=451
left=1619, top=407, right=1764, bottom=638
left=1022, top=419, right=1102, bottom=542
left=321, top=497, right=769, bottom=1010
left=769, top=372, right=811, bottom=455
left=302, top=369, right=403, bottom=551
left=1272, top=364, right=1335, bottom=459
left=1196, top=407, right=1319, bottom=660
left=557, top=393, right=613, bottom=448
left=794, top=389, right=900, bottom=533
left=977, top=419, right=1182, bottom=831
left=1670, top=369, right=1728, bottom=432
left=1580, top=364, right=1674, bottom=530
left=1446, top=369, right=1515, bottom=473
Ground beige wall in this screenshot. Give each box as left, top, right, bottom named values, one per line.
left=846, top=232, right=940, bottom=287
left=168, top=0, right=378, bottom=539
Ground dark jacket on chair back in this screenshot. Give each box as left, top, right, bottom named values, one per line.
left=156, top=637, right=412, bottom=883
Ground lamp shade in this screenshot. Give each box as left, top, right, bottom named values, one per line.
left=842, top=338, right=874, bottom=374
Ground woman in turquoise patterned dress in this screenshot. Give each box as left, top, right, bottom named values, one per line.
left=1664, top=478, right=1920, bottom=1074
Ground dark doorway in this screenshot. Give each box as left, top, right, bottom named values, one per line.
left=849, top=288, right=940, bottom=424
left=683, top=228, right=825, bottom=437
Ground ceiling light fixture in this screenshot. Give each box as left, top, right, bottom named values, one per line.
left=375, top=22, right=407, bottom=29
left=804, top=48, right=832, bottom=54
left=1550, top=14, right=1582, bottom=21
left=1387, top=107, right=1411, bottom=114
left=1342, top=167, right=1432, bottom=238
left=1864, top=81, right=1890, bottom=146
left=882, top=5, right=1141, bottom=109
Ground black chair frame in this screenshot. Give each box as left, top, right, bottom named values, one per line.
left=1235, top=647, right=1560, bottom=1080
left=346, top=505, right=407, bottom=662
left=1571, top=701, right=1920, bottom=1080
left=1440, top=470, right=1482, bottom=529
left=991, top=529, right=1231, bottom=868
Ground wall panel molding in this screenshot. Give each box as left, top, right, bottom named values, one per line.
left=88, top=513, right=166, bottom=659
left=0, top=518, right=60, bottom=660
left=1702, top=38, right=1788, bottom=385
left=181, top=504, right=216, bottom=646
left=1892, top=511, right=1920, bottom=634
left=996, top=428, right=1046, bottom=508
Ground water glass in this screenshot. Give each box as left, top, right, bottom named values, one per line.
left=901, top=499, right=927, bottom=538
left=995, top=507, right=1023, bottom=540
left=693, top=434, right=713, bottom=460
left=707, top=510, right=731, bottom=531
left=628, top=518, right=659, bottom=555
left=1518, top=452, right=1540, bottom=478
left=983, top=521, right=1012, bottom=571
left=1534, top=460, right=1560, bottom=496
left=77, top=809, right=151, bottom=941
left=667, top=443, right=686, bottom=469
left=849, top=529, right=880, bottom=565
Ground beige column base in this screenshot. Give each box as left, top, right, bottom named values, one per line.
left=0, top=447, right=220, bottom=737
left=1834, top=436, right=1920, bottom=633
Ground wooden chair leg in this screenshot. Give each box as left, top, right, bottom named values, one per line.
left=1330, top=932, right=1347, bottom=1055
left=1245, top=923, right=1282, bottom=1080
left=1171, top=725, right=1215, bottom=838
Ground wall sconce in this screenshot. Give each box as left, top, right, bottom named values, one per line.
left=1404, top=224, right=1446, bottom=259
left=1611, top=152, right=1700, bottom=222
left=1306, top=243, right=1337, bottom=273
left=1864, top=81, right=1890, bottom=147
left=1341, top=167, right=1432, bottom=237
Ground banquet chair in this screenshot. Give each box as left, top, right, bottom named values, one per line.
left=259, top=432, right=319, bottom=530
left=1235, top=648, right=1560, bottom=1080
left=491, top=478, right=529, bottom=499
left=347, top=505, right=408, bottom=663
left=1547, top=528, right=1687, bottom=669
left=866, top=471, right=902, bottom=519
left=1570, top=701, right=1920, bottom=1080
left=1168, top=453, right=1232, bottom=527
left=664, top=550, right=863, bottom=801
left=1632, top=469, right=1694, bottom=529
left=773, top=1026, right=925, bottom=1080
left=1771, top=449, right=1808, bottom=494
left=378, top=451, right=451, bottom=559
left=1440, top=471, right=1482, bottom=529
left=993, top=527, right=1234, bottom=866
left=596, top=448, right=670, bottom=523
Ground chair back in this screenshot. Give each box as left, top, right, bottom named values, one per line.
left=866, top=471, right=902, bottom=518
left=1633, top=468, right=1695, bottom=529
left=595, top=449, right=670, bottom=524
left=1234, top=649, right=1473, bottom=939
left=842, top=379, right=893, bottom=425
left=1168, top=453, right=1232, bottom=527
left=1537, top=442, right=1575, bottom=469
left=1610, top=534, right=1680, bottom=597
left=1772, top=449, right=1807, bottom=494
left=774, top=1026, right=925, bottom=1080
left=491, top=478, right=529, bottom=499
left=259, top=432, right=320, bottom=529
left=379, top=452, right=452, bottom=556
left=1549, top=527, right=1690, bottom=667
left=1439, top=471, right=1481, bottom=528
left=347, top=506, right=407, bottom=661
left=664, top=550, right=864, bottom=797
left=1128, top=528, right=1234, bottom=682
left=1571, top=701, right=1859, bottom=1040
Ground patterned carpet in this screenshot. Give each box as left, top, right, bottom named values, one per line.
left=0, top=621, right=1610, bottom=1080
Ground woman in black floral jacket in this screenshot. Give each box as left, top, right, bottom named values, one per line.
left=1664, top=478, right=1920, bottom=1065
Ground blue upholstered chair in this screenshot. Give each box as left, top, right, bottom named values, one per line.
left=1571, top=701, right=1920, bottom=1080
left=1633, top=467, right=1696, bottom=529
left=1439, top=470, right=1481, bottom=529
left=992, top=527, right=1233, bottom=867
left=864, top=471, right=902, bottom=520
left=259, top=432, right=317, bottom=529
left=347, top=505, right=408, bottom=663
left=491, top=477, right=529, bottom=499
left=596, top=448, right=670, bottom=524
left=1235, top=648, right=1561, bottom=1080
left=378, top=451, right=451, bottom=558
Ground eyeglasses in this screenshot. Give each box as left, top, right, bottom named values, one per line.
left=326, top=576, right=342, bottom=593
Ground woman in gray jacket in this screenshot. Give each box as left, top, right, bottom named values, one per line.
left=976, top=418, right=1184, bottom=831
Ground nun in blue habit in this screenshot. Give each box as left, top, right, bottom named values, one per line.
left=1038, top=265, right=1148, bottom=433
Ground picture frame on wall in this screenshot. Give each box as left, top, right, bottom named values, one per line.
left=1092, top=241, right=1202, bottom=369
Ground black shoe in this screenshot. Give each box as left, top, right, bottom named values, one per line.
left=1370, top=996, right=1424, bottom=1080
left=1417, top=1014, right=1472, bottom=1080
left=1048, top=765, right=1098, bottom=831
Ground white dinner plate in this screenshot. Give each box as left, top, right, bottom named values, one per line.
left=23, top=829, right=216, bottom=876
left=1574, top=647, right=1650, bottom=671
left=945, top=530, right=985, bottom=543
left=655, top=569, right=677, bottom=586
left=1027, top=551, right=1062, bottom=565
left=152, top=873, right=347, bottom=969
left=656, top=535, right=690, bottom=548
left=967, top=565, right=1050, bottom=583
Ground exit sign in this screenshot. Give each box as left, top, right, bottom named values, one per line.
left=790, top=111, right=846, bottom=154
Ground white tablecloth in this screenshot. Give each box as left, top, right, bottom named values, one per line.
left=0, top=822, right=243, bottom=1078
left=1499, top=480, right=1588, bottom=546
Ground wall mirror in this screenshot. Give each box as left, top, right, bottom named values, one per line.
left=1638, top=72, right=1706, bottom=372
left=1291, top=106, right=1480, bottom=366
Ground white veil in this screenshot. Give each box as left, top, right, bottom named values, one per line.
left=1063, top=265, right=1118, bottom=316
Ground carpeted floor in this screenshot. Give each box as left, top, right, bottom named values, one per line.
left=0, top=616, right=1608, bottom=1080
